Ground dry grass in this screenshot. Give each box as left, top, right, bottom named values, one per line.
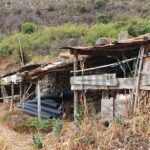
left=43, top=114, right=150, bottom=150
left=43, top=93, right=150, bottom=150
left=0, top=91, right=150, bottom=150
left=0, top=104, right=33, bottom=150
left=0, top=136, right=7, bottom=150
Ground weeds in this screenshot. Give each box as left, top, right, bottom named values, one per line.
left=21, top=22, right=37, bottom=34
left=1, top=112, right=11, bottom=121
left=1, top=112, right=63, bottom=134
left=52, top=119, right=63, bottom=135
left=97, top=14, right=109, bottom=24
left=77, top=5, right=87, bottom=14
left=93, top=0, right=108, bottom=9
left=0, top=23, right=88, bottom=63
left=1, top=19, right=150, bottom=64
left=27, top=118, right=52, bottom=132
left=113, top=114, right=122, bottom=126
left=32, top=134, right=43, bottom=149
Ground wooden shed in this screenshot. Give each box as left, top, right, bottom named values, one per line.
left=62, top=33, right=150, bottom=122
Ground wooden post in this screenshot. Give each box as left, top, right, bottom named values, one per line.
left=37, top=80, right=41, bottom=120
left=19, top=82, right=23, bottom=101
left=134, top=46, right=145, bottom=112
left=1, top=85, right=9, bottom=103
left=18, top=37, right=25, bottom=66
left=73, top=50, right=78, bottom=124
left=10, top=82, right=14, bottom=112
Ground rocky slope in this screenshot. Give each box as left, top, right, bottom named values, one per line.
left=0, top=0, right=150, bottom=35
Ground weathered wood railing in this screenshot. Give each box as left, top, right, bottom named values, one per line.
left=70, top=73, right=150, bottom=90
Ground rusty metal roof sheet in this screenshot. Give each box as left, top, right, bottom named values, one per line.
left=62, top=34, right=150, bottom=55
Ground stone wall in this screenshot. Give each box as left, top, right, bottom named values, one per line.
left=40, top=71, right=70, bottom=94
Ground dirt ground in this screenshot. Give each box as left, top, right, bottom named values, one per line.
left=0, top=104, right=34, bottom=150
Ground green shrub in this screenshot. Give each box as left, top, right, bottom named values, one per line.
left=115, top=21, right=129, bottom=30
left=78, top=5, right=87, bottom=14
left=113, top=115, right=122, bottom=126
left=48, top=4, right=56, bottom=12
left=21, top=22, right=37, bottom=34
left=97, top=14, right=109, bottom=24
left=52, top=119, right=63, bottom=135
left=93, top=0, right=107, bottom=9
left=83, top=23, right=118, bottom=45
left=27, top=118, right=52, bottom=132
left=116, top=15, right=130, bottom=22
left=76, top=107, right=84, bottom=125
left=32, top=134, right=43, bottom=149
left=1, top=19, right=150, bottom=64
left=128, top=20, right=150, bottom=37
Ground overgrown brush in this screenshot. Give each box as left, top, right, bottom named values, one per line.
left=1, top=111, right=63, bottom=134
left=1, top=19, right=150, bottom=64
left=43, top=96, right=150, bottom=150
left=43, top=114, right=150, bottom=150
left=32, top=134, right=43, bottom=149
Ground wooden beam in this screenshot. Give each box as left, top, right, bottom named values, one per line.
left=71, top=79, right=118, bottom=86
left=1, top=85, right=9, bottom=103
left=140, top=86, right=150, bottom=90
left=70, top=74, right=118, bottom=86
left=134, top=46, right=145, bottom=112
left=71, top=78, right=135, bottom=90
left=19, top=82, right=23, bottom=101
left=10, top=82, right=14, bottom=112
left=0, top=95, right=20, bottom=100
left=18, top=37, right=25, bottom=66
left=71, top=57, right=137, bottom=73
left=73, top=49, right=79, bottom=124
left=71, top=74, right=116, bottom=80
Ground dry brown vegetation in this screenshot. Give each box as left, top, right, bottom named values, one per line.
left=0, top=91, right=150, bottom=150
left=0, top=104, right=33, bottom=150
left=43, top=114, right=150, bottom=150
left=42, top=92, right=150, bottom=150
left=0, top=136, right=6, bottom=150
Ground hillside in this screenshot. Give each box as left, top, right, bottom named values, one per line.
left=0, top=0, right=150, bottom=70
left=0, top=0, right=150, bottom=34
left=0, top=1, right=150, bottom=150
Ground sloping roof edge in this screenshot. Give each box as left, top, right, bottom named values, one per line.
left=61, top=33, right=150, bottom=55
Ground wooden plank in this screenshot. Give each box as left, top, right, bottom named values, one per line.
left=1, top=85, right=9, bottom=103
left=0, top=95, right=20, bottom=100
left=134, top=46, right=145, bottom=112
left=140, top=86, right=150, bottom=90
left=140, top=74, right=150, bottom=86
left=70, top=74, right=117, bottom=86
left=142, top=57, right=150, bottom=70
left=71, top=78, right=135, bottom=90
left=71, top=74, right=116, bottom=81
left=71, top=78, right=118, bottom=86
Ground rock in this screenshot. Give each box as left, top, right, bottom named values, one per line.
left=95, top=37, right=112, bottom=46
left=70, top=38, right=78, bottom=46
left=118, top=31, right=129, bottom=41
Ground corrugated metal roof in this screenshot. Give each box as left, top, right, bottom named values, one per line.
left=1, top=63, right=41, bottom=78
left=1, top=74, right=22, bottom=85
